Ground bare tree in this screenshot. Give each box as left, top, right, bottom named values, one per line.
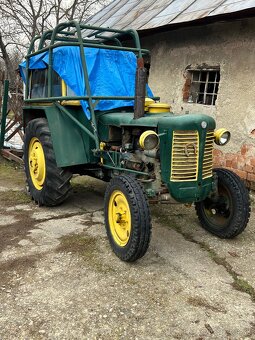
left=0, top=0, right=110, bottom=86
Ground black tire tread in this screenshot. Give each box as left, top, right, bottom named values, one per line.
left=104, top=175, right=152, bottom=262
left=24, top=118, right=72, bottom=206
left=195, top=168, right=250, bottom=238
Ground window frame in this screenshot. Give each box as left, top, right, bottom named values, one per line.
left=183, top=67, right=220, bottom=106
left=28, top=68, right=62, bottom=99
left=28, top=68, right=80, bottom=106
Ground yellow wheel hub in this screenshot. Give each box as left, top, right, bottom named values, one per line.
left=108, top=190, right=131, bottom=247
left=28, top=137, right=46, bottom=191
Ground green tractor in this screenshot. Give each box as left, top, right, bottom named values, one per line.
left=20, top=21, right=250, bottom=262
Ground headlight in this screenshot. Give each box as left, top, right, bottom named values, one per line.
left=214, top=128, right=231, bottom=145
left=139, top=130, right=159, bottom=150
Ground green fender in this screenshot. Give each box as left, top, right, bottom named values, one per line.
left=24, top=105, right=97, bottom=167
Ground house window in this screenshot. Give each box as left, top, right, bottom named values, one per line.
left=184, top=67, right=220, bottom=105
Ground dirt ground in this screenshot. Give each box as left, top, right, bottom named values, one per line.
left=0, top=157, right=255, bottom=340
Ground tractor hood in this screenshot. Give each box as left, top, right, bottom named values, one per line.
left=98, top=111, right=215, bottom=130
left=98, top=111, right=174, bottom=128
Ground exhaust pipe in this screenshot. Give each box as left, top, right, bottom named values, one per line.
left=134, top=58, right=147, bottom=119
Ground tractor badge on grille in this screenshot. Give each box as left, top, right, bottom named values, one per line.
left=184, top=143, right=197, bottom=157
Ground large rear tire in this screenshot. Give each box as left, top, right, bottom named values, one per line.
left=24, top=118, right=72, bottom=206
left=195, top=168, right=250, bottom=238
left=104, top=175, right=152, bottom=262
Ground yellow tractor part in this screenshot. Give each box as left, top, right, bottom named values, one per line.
left=61, top=80, right=81, bottom=106
left=108, top=190, right=131, bottom=247
left=214, top=128, right=231, bottom=145
left=100, top=142, right=106, bottom=164
left=148, top=103, right=171, bottom=114
left=28, top=137, right=46, bottom=190
left=139, top=130, right=159, bottom=150
left=144, top=97, right=155, bottom=111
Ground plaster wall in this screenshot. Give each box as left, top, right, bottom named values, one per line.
left=141, top=18, right=255, bottom=153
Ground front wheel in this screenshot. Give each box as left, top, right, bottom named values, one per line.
left=195, top=168, right=250, bottom=238
left=104, top=175, right=152, bottom=262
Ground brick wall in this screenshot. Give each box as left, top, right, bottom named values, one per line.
left=213, top=144, right=255, bottom=189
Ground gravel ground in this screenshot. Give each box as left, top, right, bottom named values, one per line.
left=0, top=158, right=255, bottom=340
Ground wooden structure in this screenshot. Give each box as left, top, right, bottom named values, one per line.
left=0, top=79, right=24, bottom=164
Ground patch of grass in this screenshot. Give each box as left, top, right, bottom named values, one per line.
left=57, top=232, right=115, bottom=274
left=187, top=296, right=226, bottom=313
left=58, top=233, right=97, bottom=256
left=0, top=254, right=40, bottom=273
left=0, top=190, right=31, bottom=206
left=0, top=254, right=41, bottom=286
left=232, top=278, right=255, bottom=301
left=0, top=156, right=25, bottom=186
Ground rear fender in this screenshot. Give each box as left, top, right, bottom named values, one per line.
left=23, top=106, right=97, bottom=167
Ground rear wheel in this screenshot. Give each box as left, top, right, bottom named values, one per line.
left=24, top=118, right=72, bottom=206
left=195, top=168, right=250, bottom=238
left=104, top=175, right=152, bottom=262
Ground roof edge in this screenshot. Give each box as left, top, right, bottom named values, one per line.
left=137, top=8, right=255, bottom=37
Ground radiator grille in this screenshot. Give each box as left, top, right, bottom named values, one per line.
left=170, top=130, right=199, bottom=182
left=202, top=130, right=214, bottom=179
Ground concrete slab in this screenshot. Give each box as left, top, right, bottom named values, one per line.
left=157, top=203, right=255, bottom=291
left=0, top=164, right=255, bottom=339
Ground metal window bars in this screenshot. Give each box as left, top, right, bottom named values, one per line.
left=188, top=69, right=220, bottom=106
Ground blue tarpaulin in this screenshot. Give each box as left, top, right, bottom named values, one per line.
left=19, top=46, right=153, bottom=119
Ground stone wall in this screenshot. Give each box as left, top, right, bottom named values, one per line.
left=141, top=17, right=255, bottom=186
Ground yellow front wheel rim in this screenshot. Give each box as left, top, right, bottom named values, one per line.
left=108, top=190, right=131, bottom=247
left=28, top=137, right=46, bottom=191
